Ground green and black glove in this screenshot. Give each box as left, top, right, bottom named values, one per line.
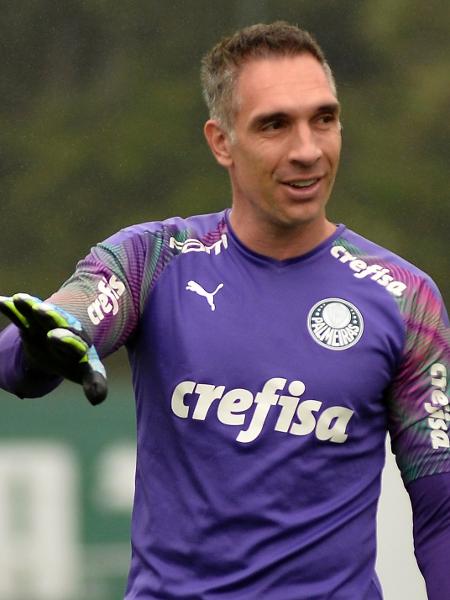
left=0, top=293, right=107, bottom=405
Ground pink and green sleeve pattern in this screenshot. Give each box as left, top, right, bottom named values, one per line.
left=48, top=214, right=227, bottom=358
left=0, top=212, right=227, bottom=398
left=48, top=225, right=180, bottom=358
left=387, top=277, right=450, bottom=484
left=332, top=232, right=450, bottom=485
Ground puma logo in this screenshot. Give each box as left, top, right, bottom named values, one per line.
left=186, top=280, right=224, bottom=311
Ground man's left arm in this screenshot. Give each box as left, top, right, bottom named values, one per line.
left=386, top=278, right=450, bottom=599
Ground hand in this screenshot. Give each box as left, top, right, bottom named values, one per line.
left=0, top=293, right=107, bottom=405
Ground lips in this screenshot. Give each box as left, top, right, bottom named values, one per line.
left=282, top=176, right=322, bottom=190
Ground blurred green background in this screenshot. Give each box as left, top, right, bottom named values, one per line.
left=1, top=0, right=449, bottom=302
left=0, top=1, right=448, bottom=599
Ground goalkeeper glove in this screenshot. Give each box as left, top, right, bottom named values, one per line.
left=0, top=293, right=107, bottom=405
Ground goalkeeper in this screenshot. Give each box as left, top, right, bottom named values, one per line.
left=1, top=21, right=449, bottom=600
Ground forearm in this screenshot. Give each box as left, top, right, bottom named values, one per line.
left=0, top=324, right=62, bottom=398
left=407, top=471, right=450, bottom=599
left=0, top=231, right=142, bottom=399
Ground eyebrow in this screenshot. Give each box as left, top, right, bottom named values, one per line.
left=316, top=102, right=341, bottom=115
left=250, top=102, right=341, bottom=129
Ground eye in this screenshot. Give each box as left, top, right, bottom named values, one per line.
left=316, top=113, right=338, bottom=127
left=261, top=118, right=287, bottom=132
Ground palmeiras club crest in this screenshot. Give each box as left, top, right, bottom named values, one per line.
left=307, top=298, right=364, bottom=351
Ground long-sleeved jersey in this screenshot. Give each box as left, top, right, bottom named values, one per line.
left=1, top=210, right=449, bottom=599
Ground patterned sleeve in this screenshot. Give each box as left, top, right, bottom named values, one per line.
left=47, top=224, right=174, bottom=357
left=386, top=276, right=450, bottom=484
left=0, top=223, right=178, bottom=397
left=0, top=213, right=227, bottom=397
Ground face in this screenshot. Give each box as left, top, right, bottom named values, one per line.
left=206, top=54, right=342, bottom=235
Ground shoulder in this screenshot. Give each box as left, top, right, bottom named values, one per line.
left=100, top=211, right=228, bottom=252
left=83, top=211, right=229, bottom=294
left=331, top=227, right=442, bottom=305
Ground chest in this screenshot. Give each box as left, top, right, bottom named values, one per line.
left=134, top=251, right=404, bottom=440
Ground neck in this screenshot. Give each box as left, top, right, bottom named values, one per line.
left=228, top=210, right=337, bottom=260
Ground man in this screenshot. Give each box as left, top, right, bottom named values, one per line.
left=0, top=21, right=449, bottom=600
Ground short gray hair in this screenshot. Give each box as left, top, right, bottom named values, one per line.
left=201, top=21, right=336, bottom=134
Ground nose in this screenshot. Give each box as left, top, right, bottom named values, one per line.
left=287, top=123, right=322, bottom=167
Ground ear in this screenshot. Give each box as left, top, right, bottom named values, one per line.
left=204, top=119, right=233, bottom=168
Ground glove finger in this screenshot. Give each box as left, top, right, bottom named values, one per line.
left=0, top=295, right=30, bottom=330
left=80, top=363, right=108, bottom=406
left=13, top=294, right=84, bottom=337
left=80, top=345, right=108, bottom=405
left=48, top=330, right=107, bottom=405
left=47, top=328, right=89, bottom=362
left=12, top=294, right=55, bottom=335
left=34, top=302, right=84, bottom=333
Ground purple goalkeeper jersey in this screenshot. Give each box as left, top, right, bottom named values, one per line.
left=1, top=210, right=449, bottom=599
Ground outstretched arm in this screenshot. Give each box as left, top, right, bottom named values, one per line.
left=0, top=226, right=148, bottom=403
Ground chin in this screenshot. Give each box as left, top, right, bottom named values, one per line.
left=274, top=205, right=325, bottom=229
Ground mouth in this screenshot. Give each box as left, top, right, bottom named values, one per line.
left=282, top=177, right=321, bottom=190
